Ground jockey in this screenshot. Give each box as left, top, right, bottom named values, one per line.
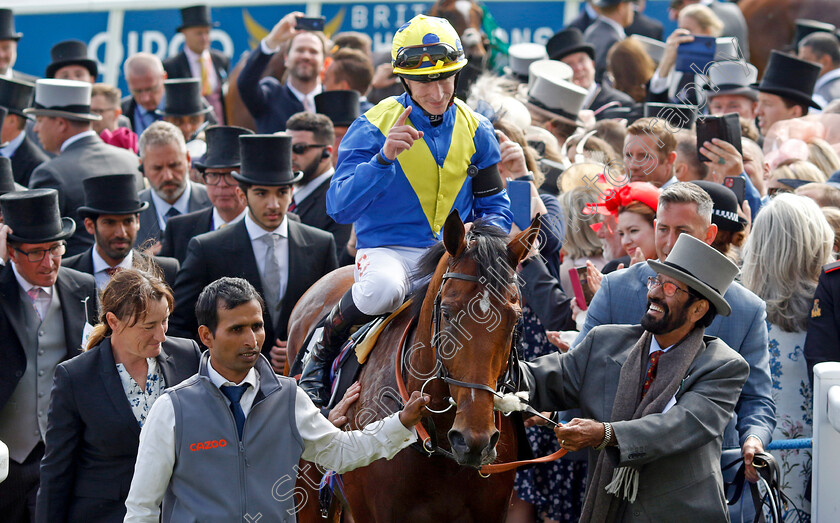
left=299, top=14, right=512, bottom=407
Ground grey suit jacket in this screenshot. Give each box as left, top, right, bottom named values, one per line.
left=28, top=134, right=143, bottom=256
left=583, top=18, right=623, bottom=83
left=136, top=182, right=212, bottom=247
left=576, top=262, right=775, bottom=450
left=709, top=0, right=750, bottom=61
left=522, top=324, right=749, bottom=523
left=815, top=74, right=840, bottom=107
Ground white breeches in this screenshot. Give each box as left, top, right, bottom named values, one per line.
left=352, top=246, right=426, bottom=316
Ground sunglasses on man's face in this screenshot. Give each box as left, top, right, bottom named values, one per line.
left=291, top=143, right=328, bottom=155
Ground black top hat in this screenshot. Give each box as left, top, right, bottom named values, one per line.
left=643, top=103, right=697, bottom=129
left=0, top=9, right=22, bottom=41
left=177, top=5, right=219, bottom=32
left=0, top=76, right=35, bottom=118
left=0, top=188, right=75, bottom=243
left=233, top=135, right=303, bottom=186
left=0, top=157, right=17, bottom=196
left=0, top=106, right=7, bottom=148
left=157, top=79, right=212, bottom=117
left=194, top=125, right=255, bottom=171
left=46, top=40, right=98, bottom=79
left=690, top=180, right=746, bottom=232
left=592, top=0, right=633, bottom=6
left=751, top=50, right=822, bottom=109
left=546, top=27, right=595, bottom=62
left=793, top=19, right=836, bottom=48
left=315, top=90, right=360, bottom=126
left=77, top=174, right=150, bottom=219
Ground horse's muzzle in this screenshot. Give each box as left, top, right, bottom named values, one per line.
left=448, top=428, right=500, bottom=469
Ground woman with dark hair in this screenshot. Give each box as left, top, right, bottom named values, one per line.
left=36, top=268, right=201, bottom=523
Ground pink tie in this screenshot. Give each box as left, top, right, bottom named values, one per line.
left=27, top=287, right=42, bottom=320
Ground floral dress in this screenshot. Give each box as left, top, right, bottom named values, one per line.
left=116, top=357, right=165, bottom=427
left=766, top=323, right=811, bottom=523
left=514, top=304, right=587, bottom=522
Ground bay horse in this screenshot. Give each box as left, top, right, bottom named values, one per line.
left=286, top=211, right=540, bottom=522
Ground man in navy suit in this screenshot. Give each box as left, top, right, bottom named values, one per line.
left=136, top=121, right=211, bottom=247
left=577, top=182, right=774, bottom=514
left=237, top=11, right=325, bottom=133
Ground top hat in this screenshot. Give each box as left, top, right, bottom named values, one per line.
left=233, top=135, right=303, bottom=186
left=0, top=106, right=8, bottom=148
left=24, top=79, right=101, bottom=121
left=629, top=34, right=666, bottom=64
left=0, top=157, right=17, bottom=196
left=507, top=43, right=548, bottom=81
left=704, top=61, right=758, bottom=99
left=526, top=60, right=587, bottom=121
left=592, top=0, right=634, bottom=6
left=647, top=233, right=739, bottom=316
left=177, top=5, right=219, bottom=32
left=751, top=50, right=822, bottom=109
left=46, top=40, right=98, bottom=79
left=546, top=27, right=595, bottom=62
left=643, top=102, right=697, bottom=129
left=0, top=188, right=76, bottom=243
left=793, top=19, right=836, bottom=48
left=0, top=9, right=22, bottom=41
left=193, top=125, right=254, bottom=171
left=690, top=180, right=746, bottom=232
left=315, top=90, right=360, bottom=126
left=157, top=79, right=212, bottom=117
left=77, top=174, right=150, bottom=219
left=0, top=76, right=35, bottom=118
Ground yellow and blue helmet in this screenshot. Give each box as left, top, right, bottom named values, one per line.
left=391, top=15, right=468, bottom=81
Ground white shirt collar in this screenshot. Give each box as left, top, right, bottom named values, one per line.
left=815, top=67, right=840, bottom=91
left=92, top=247, right=133, bottom=275
left=212, top=206, right=247, bottom=231
left=60, top=130, right=98, bottom=153
left=182, top=45, right=205, bottom=64
left=286, top=81, right=322, bottom=110
left=245, top=212, right=289, bottom=240
left=150, top=181, right=193, bottom=228
left=0, top=129, right=26, bottom=157
left=207, top=356, right=260, bottom=389
left=293, top=167, right=334, bottom=205
left=11, top=261, right=54, bottom=296
left=598, top=15, right=626, bottom=40
left=650, top=335, right=675, bottom=355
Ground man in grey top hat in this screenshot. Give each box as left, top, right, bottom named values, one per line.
left=521, top=233, right=748, bottom=522
left=0, top=188, right=97, bottom=522
left=26, top=79, right=142, bottom=257
left=705, top=60, right=758, bottom=120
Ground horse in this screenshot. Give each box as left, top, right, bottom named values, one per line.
left=286, top=211, right=541, bottom=522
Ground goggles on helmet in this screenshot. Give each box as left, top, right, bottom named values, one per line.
left=394, top=43, right=462, bottom=70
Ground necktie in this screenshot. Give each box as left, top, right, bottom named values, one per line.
left=288, top=200, right=297, bottom=213
left=164, top=207, right=180, bottom=224
left=26, top=287, right=43, bottom=320
left=641, top=350, right=665, bottom=399
left=200, top=52, right=212, bottom=96
left=221, top=384, right=250, bottom=439
left=261, top=234, right=282, bottom=311
left=105, top=267, right=121, bottom=277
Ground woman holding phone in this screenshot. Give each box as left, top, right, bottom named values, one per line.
left=36, top=268, right=201, bottom=523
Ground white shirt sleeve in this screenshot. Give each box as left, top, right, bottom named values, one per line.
left=124, top=394, right=177, bottom=523
left=649, top=70, right=672, bottom=95
left=295, top=388, right=417, bottom=474
left=261, top=37, right=281, bottom=55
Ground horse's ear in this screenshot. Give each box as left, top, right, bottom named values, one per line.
left=443, top=210, right=466, bottom=258
left=507, top=214, right=542, bottom=267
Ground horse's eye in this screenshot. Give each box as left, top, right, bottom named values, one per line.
left=441, top=309, right=451, bottom=321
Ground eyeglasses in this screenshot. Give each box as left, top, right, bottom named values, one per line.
left=291, top=143, right=328, bottom=155
left=13, top=242, right=66, bottom=263
left=393, top=43, right=461, bottom=70
left=203, top=171, right=237, bottom=186
left=646, top=276, right=692, bottom=298
left=130, top=83, right=163, bottom=97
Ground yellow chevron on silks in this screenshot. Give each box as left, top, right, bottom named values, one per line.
left=366, top=98, right=479, bottom=235
left=243, top=8, right=346, bottom=49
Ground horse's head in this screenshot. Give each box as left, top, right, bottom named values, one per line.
left=420, top=211, right=540, bottom=468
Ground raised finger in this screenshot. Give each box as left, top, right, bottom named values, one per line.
left=395, top=105, right=412, bottom=128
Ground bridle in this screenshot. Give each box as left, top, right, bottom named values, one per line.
left=420, top=268, right=522, bottom=414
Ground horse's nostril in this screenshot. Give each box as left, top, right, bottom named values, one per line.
left=448, top=429, right=469, bottom=454
left=489, top=430, right=500, bottom=450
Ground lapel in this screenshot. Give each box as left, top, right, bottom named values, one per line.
left=55, top=269, right=94, bottom=357
left=227, top=220, right=264, bottom=290
left=155, top=341, right=178, bottom=391
left=280, top=221, right=307, bottom=310
left=138, top=191, right=162, bottom=243
left=186, top=182, right=210, bottom=213
left=0, top=264, right=30, bottom=355
left=79, top=248, right=95, bottom=274
left=98, top=338, right=143, bottom=436
left=294, top=179, right=329, bottom=220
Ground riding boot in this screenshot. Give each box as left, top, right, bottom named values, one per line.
left=299, top=290, right=374, bottom=407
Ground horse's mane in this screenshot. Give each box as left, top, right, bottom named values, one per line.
left=408, top=219, right=514, bottom=317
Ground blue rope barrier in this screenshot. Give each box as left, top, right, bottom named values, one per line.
left=766, top=438, right=811, bottom=450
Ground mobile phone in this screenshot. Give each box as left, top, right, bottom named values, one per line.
left=295, top=16, right=325, bottom=31
left=696, top=112, right=742, bottom=163
left=569, top=266, right=595, bottom=310
left=723, top=176, right=746, bottom=204
left=676, top=35, right=716, bottom=74
left=507, top=179, right=532, bottom=231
